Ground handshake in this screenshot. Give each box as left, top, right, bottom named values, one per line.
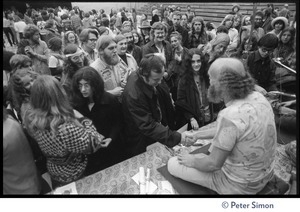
left=180, top=130, right=199, bottom=147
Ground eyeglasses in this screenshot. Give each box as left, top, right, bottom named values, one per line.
left=88, top=39, right=98, bottom=42
left=261, top=48, right=274, bottom=54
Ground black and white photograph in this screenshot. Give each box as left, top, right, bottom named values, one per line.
left=2, top=1, right=297, bottom=203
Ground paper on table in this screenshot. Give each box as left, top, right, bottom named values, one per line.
left=53, top=182, right=77, bottom=195
left=157, top=180, right=175, bottom=194
left=132, top=172, right=158, bottom=194
left=139, top=167, right=146, bottom=194
left=145, top=168, right=150, bottom=194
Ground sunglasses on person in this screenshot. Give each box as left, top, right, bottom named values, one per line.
left=261, top=48, right=274, bottom=54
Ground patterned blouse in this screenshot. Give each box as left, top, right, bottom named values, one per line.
left=31, top=118, right=105, bottom=184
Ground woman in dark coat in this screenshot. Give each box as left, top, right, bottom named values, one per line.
left=72, top=66, right=126, bottom=175
left=175, top=48, right=212, bottom=130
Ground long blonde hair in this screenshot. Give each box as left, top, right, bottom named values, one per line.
left=24, top=75, right=77, bottom=134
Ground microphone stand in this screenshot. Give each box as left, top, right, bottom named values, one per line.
left=273, top=58, right=296, bottom=74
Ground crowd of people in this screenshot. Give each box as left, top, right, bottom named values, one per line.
left=3, top=3, right=296, bottom=195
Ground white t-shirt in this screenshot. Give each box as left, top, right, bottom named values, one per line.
left=14, top=21, right=27, bottom=33
left=212, top=91, right=277, bottom=184
left=48, top=55, right=64, bottom=68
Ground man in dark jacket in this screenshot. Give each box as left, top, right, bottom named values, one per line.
left=122, top=54, right=185, bottom=157
left=188, top=16, right=208, bottom=49
left=122, top=29, right=142, bottom=65
left=142, top=22, right=173, bottom=70
left=246, top=33, right=278, bottom=92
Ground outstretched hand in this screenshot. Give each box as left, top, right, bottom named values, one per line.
left=100, top=138, right=112, bottom=148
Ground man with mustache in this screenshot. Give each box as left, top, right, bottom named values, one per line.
left=90, top=35, right=124, bottom=97
left=168, top=58, right=277, bottom=194
left=122, top=29, right=142, bottom=65
left=188, top=16, right=208, bottom=49
left=240, top=11, right=265, bottom=52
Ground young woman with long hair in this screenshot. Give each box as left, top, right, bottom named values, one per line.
left=175, top=48, right=212, bottom=130
left=24, top=75, right=111, bottom=187
left=272, top=26, right=296, bottom=93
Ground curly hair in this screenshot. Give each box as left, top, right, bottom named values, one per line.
left=23, top=24, right=40, bottom=39
left=183, top=48, right=208, bottom=85
left=6, top=68, right=38, bottom=114
left=219, top=69, right=255, bottom=100
left=17, top=38, right=31, bottom=55
left=72, top=66, right=105, bottom=107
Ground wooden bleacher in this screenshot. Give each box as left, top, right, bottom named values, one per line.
left=137, top=2, right=296, bottom=26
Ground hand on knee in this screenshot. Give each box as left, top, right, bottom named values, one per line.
left=167, top=156, right=179, bottom=176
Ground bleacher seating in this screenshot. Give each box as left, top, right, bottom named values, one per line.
left=137, top=2, right=296, bottom=26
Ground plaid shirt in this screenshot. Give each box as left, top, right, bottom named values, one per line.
left=31, top=118, right=104, bottom=184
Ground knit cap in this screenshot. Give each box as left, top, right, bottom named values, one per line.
left=258, top=34, right=278, bottom=50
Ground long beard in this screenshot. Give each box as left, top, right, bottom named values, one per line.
left=254, top=22, right=262, bottom=28
left=127, top=42, right=134, bottom=52
left=103, top=53, right=119, bottom=66
left=208, top=84, right=223, bottom=103
left=211, top=48, right=225, bottom=60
